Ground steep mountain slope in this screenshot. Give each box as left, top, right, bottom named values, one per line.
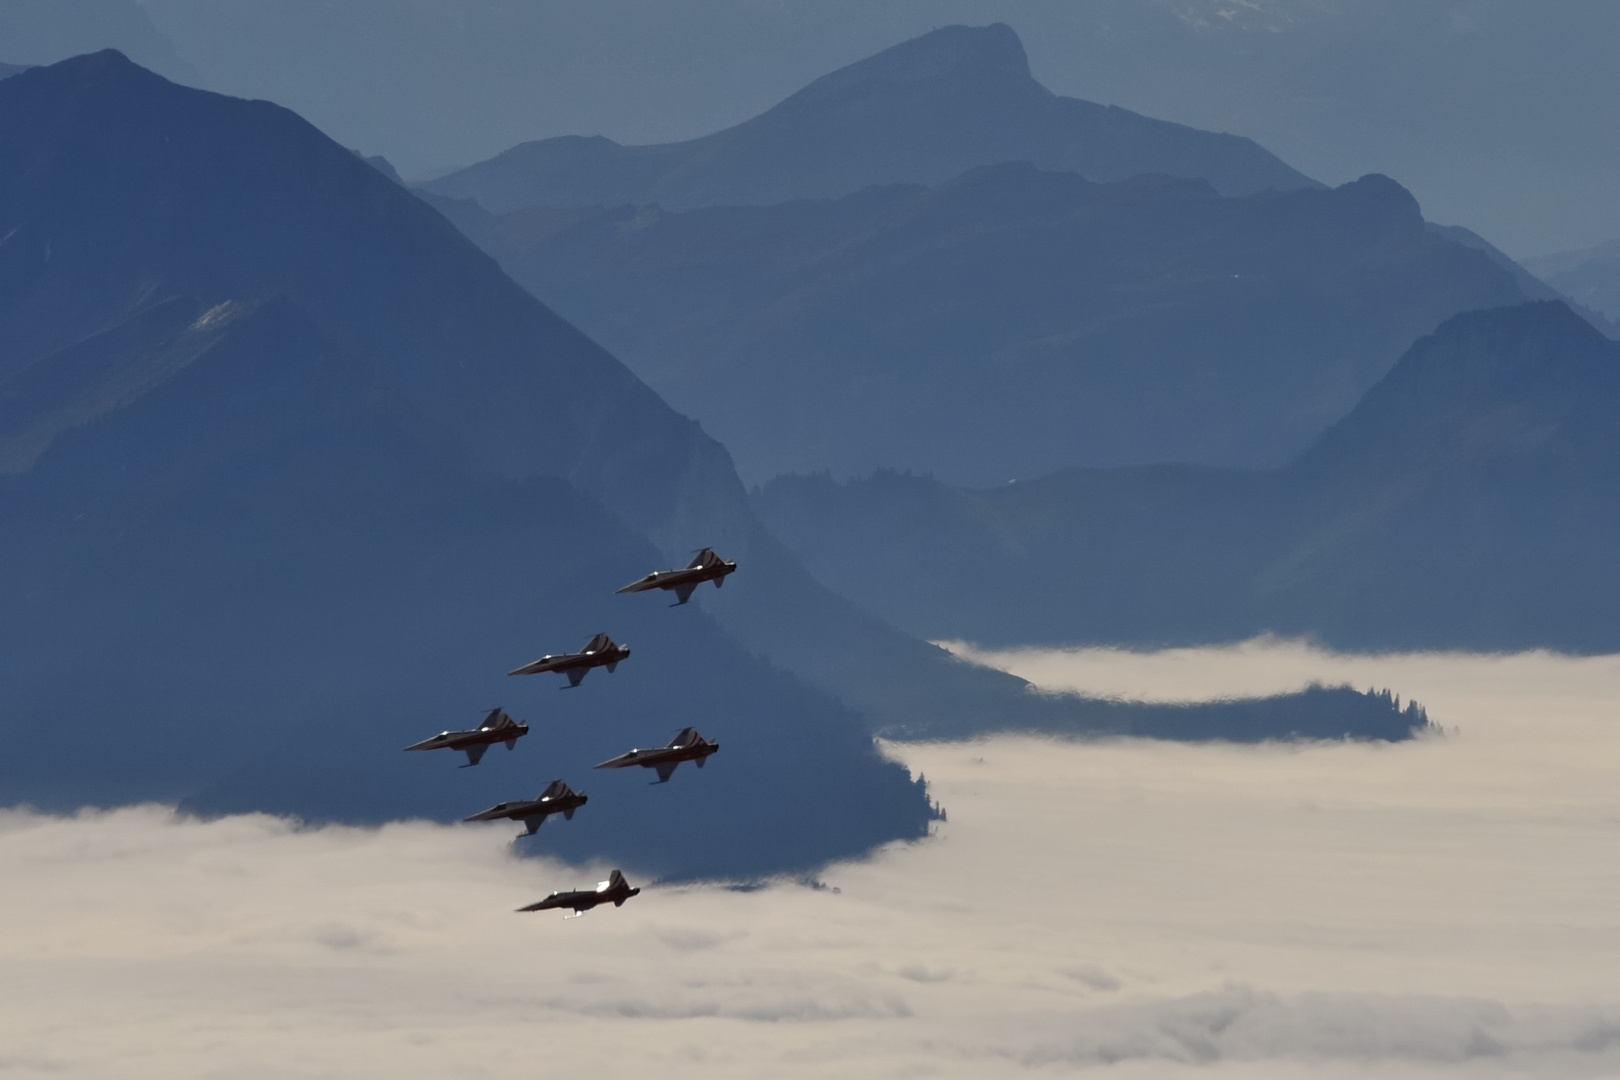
left=476, top=164, right=1529, bottom=484
left=0, top=62, right=29, bottom=80
left=0, top=295, right=943, bottom=879
left=0, top=50, right=1121, bottom=749
left=756, top=302, right=1620, bottom=652
left=423, top=23, right=1317, bottom=215
left=0, top=51, right=945, bottom=878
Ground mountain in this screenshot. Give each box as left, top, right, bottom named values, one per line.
left=1526, top=239, right=1620, bottom=323
left=755, top=301, right=1620, bottom=653
left=0, top=51, right=941, bottom=879
left=469, top=163, right=1531, bottom=485
left=0, top=62, right=29, bottom=80
left=422, top=23, right=1318, bottom=216
left=0, top=52, right=1419, bottom=874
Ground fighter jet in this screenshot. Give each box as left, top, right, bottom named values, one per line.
left=464, top=780, right=587, bottom=836
left=507, top=633, right=630, bottom=687
left=518, top=869, right=640, bottom=917
left=595, top=727, right=719, bottom=783
left=403, top=708, right=528, bottom=767
left=616, top=548, right=737, bottom=605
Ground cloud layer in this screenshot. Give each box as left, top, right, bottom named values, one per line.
left=5, top=641, right=1620, bottom=1077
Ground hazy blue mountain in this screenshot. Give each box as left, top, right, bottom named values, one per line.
left=473, top=163, right=1529, bottom=485
left=0, top=51, right=939, bottom=879
left=0, top=62, right=29, bottom=80
left=1526, top=240, right=1620, bottom=323
left=1429, top=223, right=1620, bottom=337
left=756, top=302, right=1620, bottom=653
left=423, top=24, right=1317, bottom=215
left=0, top=52, right=1417, bottom=869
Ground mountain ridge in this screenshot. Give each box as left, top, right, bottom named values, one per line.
left=423, top=23, right=1318, bottom=215
left=755, top=301, right=1620, bottom=652
left=0, top=51, right=1418, bottom=866
left=468, top=162, right=1531, bottom=484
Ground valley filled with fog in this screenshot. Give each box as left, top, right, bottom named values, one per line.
left=5, top=642, right=1617, bottom=1079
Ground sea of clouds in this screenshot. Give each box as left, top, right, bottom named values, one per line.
left=4, top=640, right=1619, bottom=1078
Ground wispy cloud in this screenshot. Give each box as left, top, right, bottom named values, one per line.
left=5, top=644, right=1620, bottom=1077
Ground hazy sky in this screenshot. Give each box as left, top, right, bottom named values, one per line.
left=6, top=641, right=1620, bottom=1077
left=1, top=0, right=1618, bottom=255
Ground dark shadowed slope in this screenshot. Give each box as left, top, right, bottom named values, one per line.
left=423, top=23, right=1317, bottom=216
left=0, top=63, right=29, bottom=80
left=0, top=50, right=1023, bottom=746
left=0, top=52, right=938, bottom=878
left=756, top=302, right=1620, bottom=653
left=477, top=164, right=1529, bottom=484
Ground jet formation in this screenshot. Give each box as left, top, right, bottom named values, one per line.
left=404, top=549, right=736, bottom=916
left=404, top=707, right=528, bottom=767
left=518, top=869, right=640, bottom=917
left=596, top=727, right=719, bottom=783
left=508, top=632, right=631, bottom=687
left=616, top=548, right=737, bottom=605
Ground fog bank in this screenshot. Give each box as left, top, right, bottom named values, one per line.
left=5, top=642, right=1619, bottom=1076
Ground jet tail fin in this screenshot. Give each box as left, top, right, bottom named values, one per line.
left=485, top=709, right=520, bottom=730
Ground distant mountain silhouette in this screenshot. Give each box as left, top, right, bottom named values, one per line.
left=470, top=163, right=1530, bottom=484
left=0, top=62, right=28, bottom=80
left=423, top=23, right=1317, bottom=215
left=1526, top=239, right=1620, bottom=322
left=756, top=301, right=1620, bottom=653
left=0, top=52, right=1415, bottom=871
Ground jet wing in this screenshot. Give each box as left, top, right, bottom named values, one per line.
left=566, top=667, right=587, bottom=687
left=462, top=743, right=489, bottom=768
left=522, top=816, right=544, bottom=835
left=673, top=582, right=697, bottom=605
left=654, top=761, right=677, bottom=784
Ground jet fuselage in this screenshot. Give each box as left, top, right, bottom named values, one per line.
left=616, top=549, right=736, bottom=605
left=519, top=871, right=640, bottom=914
left=508, top=634, right=630, bottom=686
left=404, top=709, right=528, bottom=766
left=595, top=728, right=719, bottom=782
left=465, top=781, right=588, bottom=835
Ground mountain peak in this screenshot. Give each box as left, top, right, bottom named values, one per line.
left=785, top=23, right=1033, bottom=106
left=1372, top=300, right=1611, bottom=406
left=1298, top=300, right=1620, bottom=480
